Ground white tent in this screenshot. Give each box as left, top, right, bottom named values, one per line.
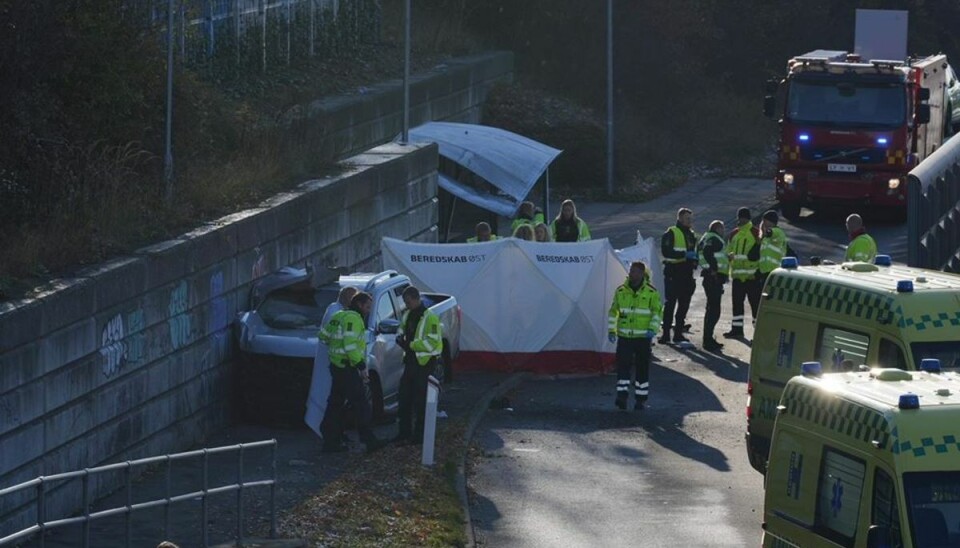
left=382, top=237, right=629, bottom=373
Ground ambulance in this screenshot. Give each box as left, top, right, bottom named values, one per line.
left=762, top=365, right=960, bottom=547
left=746, top=256, right=960, bottom=475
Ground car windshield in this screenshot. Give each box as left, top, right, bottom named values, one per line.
left=257, top=287, right=337, bottom=330
left=911, top=341, right=960, bottom=372
left=787, top=79, right=906, bottom=128
left=903, top=471, right=960, bottom=547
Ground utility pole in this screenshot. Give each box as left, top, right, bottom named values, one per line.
left=164, top=0, right=175, bottom=204
left=402, top=0, right=411, bottom=143
left=605, top=0, right=614, bottom=196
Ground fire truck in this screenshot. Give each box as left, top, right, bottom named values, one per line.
left=764, top=49, right=950, bottom=219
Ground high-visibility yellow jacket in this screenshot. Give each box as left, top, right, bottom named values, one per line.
left=698, top=231, right=729, bottom=274
left=845, top=233, right=878, bottom=263
left=319, top=309, right=366, bottom=368
left=608, top=280, right=662, bottom=338
left=467, top=235, right=499, bottom=243
left=729, top=222, right=760, bottom=281
left=511, top=211, right=545, bottom=233
left=550, top=218, right=591, bottom=242
left=759, top=226, right=788, bottom=274
left=401, top=308, right=443, bottom=366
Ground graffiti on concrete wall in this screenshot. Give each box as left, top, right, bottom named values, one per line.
left=209, top=271, right=227, bottom=334
left=168, top=281, right=192, bottom=350
left=125, top=309, right=145, bottom=364
left=100, top=313, right=127, bottom=378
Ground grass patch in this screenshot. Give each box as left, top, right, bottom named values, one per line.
left=277, top=420, right=469, bottom=547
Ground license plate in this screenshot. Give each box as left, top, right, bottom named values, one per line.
left=827, top=163, right=857, bottom=173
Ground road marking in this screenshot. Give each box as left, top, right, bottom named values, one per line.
left=512, top=447, right=541, bottom=453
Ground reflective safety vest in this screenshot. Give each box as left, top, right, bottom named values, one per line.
left=608, top=280, right=663, bottom=338
left=663, top=226, right=695, bottom=264
left=467, top=235, right=499, bottom=243
left=759, top=226, right=788, bottom=274
left=401, top=308, right=443, bottom=366
left=550, top=218, right=592, bottom=242
left=845, top=233, right=878, bottom=263
left=511, top=211, right=545, bottom=234
left=697, top=231, right=729, bottom=273
left=319, top=309, right=366, bottom=368
left=730, top=222, right=760, bottom=281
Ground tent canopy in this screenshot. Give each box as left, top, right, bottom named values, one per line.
left=408, top=122, right=562, bottom=216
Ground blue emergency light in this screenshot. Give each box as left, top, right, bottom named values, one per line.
left=896, top=280, right=914, bottom=293
left=877, top=137, right=889, bottom=145
left=801, top=361, right=823, bottom=377
left=781, top=257, right=799, bottom=269
left=898, top=394, right=920, bottom=410
left=799, top=134, right=810, bottom=142
left=920, top=359, right=942, bottom=374
left=874, top=255, right=892, bottom=266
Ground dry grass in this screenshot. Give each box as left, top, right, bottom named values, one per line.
left=277, top=422, right=468, bottom=547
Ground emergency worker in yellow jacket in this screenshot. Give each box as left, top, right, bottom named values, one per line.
left=318, top=292, right=384, bottom=453
left=758, top=210, right=789, bottom=283
left=608, top=261, right=662, bottom=410
left=395, top=286, right=443, bottom=444
left=844, top=213, right=878, bottom=263
left=724, top=207, right=761, bottom=339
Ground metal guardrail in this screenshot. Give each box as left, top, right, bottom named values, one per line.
left=907, top=133, right=960, bottom=273
left=0, top=440, right=277, bottom=548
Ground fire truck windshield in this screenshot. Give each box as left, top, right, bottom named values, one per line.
left=786, top=79, right=906, bottom=128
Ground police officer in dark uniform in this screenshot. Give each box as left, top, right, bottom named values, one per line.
left=659, top=208, right=698, bottom=345
left=697, top=220, right=728, bottom=352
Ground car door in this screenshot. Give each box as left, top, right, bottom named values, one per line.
left=370, top=290, right=404, bottom=407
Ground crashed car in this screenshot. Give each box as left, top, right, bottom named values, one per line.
left=234, top=267, right=461, bottom=425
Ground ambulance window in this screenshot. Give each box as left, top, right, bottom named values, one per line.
left=815, top=447, right=866, bottom=546
left=872, top=468, right=903, bottom=548
left=817, top=326, right=869, bottom=372
left=878, top=339, right=907, bottom=370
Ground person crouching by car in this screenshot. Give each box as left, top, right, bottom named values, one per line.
left=319, top=292, right=384, bottom=453
left=395, top=286, right=443, bottom=444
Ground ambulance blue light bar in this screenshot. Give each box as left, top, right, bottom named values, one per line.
left=897, top=280, right=914, bottom=293
left=898, top=394, right=920, bottom=409
left=801, top=361, right=822, bottom=377
left=877, top=137, right=888, bottom=145
left=874, top=255, right=892, bottom=266
left=781, top=257, right=799, bottom=269
left=920, top=359, right=942, bottom=373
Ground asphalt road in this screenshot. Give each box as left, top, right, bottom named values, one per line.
left=468, top=177, right=908, bottom=547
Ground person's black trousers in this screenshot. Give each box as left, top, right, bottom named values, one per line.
left=702, top=276, right=724, bottom=340
left=321, top=365, right=373, bottom=445
left=730, top=277, right=760, bottom=330
left=615, top=337, right=652, bottom=403
left=398, top=357, right=434, bottom=441
left=663, top=271, right=696, bottom=333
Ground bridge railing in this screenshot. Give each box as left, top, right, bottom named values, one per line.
left=907, top=134, right=960, bottom=273
left=0, top=439, right=277, bottom=548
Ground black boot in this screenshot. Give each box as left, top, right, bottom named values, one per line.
left=703, top=338, right=724, bottom=352
left=673, top=331, right=689, bottom=344
left=722, top=328, right=744, bottom=339
left=634, top=400, right=645, bottom=411
left=615, top=394, right=627, bottom=410
left=657, top=328, right=671, bottom=345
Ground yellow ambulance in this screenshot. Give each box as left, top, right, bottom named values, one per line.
left=762, top=365, right=960, bottom=547
left=746, top=257, right=960, bottom=474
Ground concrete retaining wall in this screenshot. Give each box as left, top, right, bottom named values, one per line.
left=281, top=51, right=514, bottom=160
left=0, top=142, right=439, bottom=532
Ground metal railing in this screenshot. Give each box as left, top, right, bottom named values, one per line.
left=0, top=439, right=277, bottom=548
left=907, top=134, right=960, bottom=273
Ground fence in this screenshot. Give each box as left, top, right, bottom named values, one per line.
left=0, top=440, right=277, bottom=548
left=125, top=0, right=381, bottom=72
left=907, top=134, right=960, bottom=273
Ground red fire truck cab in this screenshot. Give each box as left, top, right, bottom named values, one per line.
left=764, top=50, right=949, bottom=219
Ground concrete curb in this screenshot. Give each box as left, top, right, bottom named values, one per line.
left=455, top=372, right=529, bottom=548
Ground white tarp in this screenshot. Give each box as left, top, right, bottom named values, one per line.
left=304, top=343, right=332, bottom=438
left=408, top=122, right=562, bottom=216
left=613, top=233, right=664, bottom=294
left=437, top=173, right=518, bottom=218
left=382, top=237, right=627, bottom=371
